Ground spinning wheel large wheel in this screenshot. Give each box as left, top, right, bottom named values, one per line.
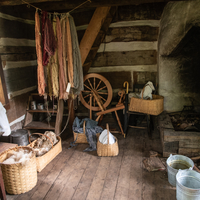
left=80, top=73, right=112, bottom=111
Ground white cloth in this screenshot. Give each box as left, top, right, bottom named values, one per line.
left=99, top=129, right=115, bottom=144
left=0, top=102, right=11, bottom=136
left=140, top=81, right=155, bottom=100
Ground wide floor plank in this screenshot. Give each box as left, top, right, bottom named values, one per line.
left=5, top=116, right=177, bottom=200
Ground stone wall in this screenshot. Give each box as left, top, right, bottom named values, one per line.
left=158, top=0, right=200, bottom=112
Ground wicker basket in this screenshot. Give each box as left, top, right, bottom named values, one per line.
left=97, top=124, right=119, bottom=157
left=28, top=133, right=62, bottom=172
left=0, top=146, right=37, bottom=195
left=73, top=121, right=88, bottom=143
left=129, top=89, right=164, bottom=115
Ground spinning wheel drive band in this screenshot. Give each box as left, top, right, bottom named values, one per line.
left=80, top=73, right=113, bottom=111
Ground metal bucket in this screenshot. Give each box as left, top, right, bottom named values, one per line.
left=166, top=154, right=194, bottom=187
left=10, top=129, right=29, bottom=146
left=176, top=169, right=200, bottom=200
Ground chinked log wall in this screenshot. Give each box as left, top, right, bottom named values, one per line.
left=0, top=10, right=36, bottom=129
left=75, top=3, right=166, bottom=100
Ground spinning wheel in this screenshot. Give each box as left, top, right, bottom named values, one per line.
left=80, top=73, right=112, bottom=111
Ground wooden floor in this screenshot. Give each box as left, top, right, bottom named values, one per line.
left=6, top=117, right=176, bottom=200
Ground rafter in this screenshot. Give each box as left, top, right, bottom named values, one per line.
left=0, top=0, right=186, bottom=7
left=79, top=6, right=110, bottom=65
left=0, top=0, right=62, bottom=6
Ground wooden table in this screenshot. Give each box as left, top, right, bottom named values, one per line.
left=0, top=142, right=18, bottom=200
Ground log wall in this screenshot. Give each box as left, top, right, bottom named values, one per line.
left=0, top=11, right=36, bottom=129
left=74, top=3, right=166, bottom=99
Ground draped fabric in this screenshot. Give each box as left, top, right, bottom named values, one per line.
left=35, top=10, right=46, bottom=95
left=47, top=58, right=53, bottom=98
left=61, top=17, right=68, bottom=85
left=41, top=11, right=48, bottom=66
left=51, top=17, right=59, bottom=98
left=35, top=11, right=84, bottom=99
left=66, top=16, right=74, bottom=87
left=68, top=15, right=84, bottom=95
left=43, top=14, right=57, bottom=66
left=57, top=17, right=68, bottom=100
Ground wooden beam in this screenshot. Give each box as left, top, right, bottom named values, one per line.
left=0, top=0, right=62, bottom=6
left=79, top=7, right=110, bottom=65
left=0, top=0, right=185, bottom=8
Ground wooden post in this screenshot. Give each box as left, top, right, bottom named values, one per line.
left=67, top=98, right=75, bottom=135
left=55, top=99, right=64, bottom=135
left=79, top=7, right=111, bottom=65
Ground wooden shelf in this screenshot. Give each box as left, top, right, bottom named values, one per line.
left=23, top=94, right=64, bottom=135
left=27, top=109, right=57, bottom=113
left=24, top=121, right=56, bottom=130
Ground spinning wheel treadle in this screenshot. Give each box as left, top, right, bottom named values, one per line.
left=80, top=73, right=112, bottom=111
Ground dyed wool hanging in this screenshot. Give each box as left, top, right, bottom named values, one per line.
left=57, top=16, right=68, bottom=100
left=51, top=17, right=59, bottom=98
left=41, top=11, right=49, bottom=66
left=46, top=58, right=53, bottom=98
left=66, top=15, right=74, bottom=87
left=35, top=10, right=46, bottom=95
left=68, top=14, right=84, bottom=95
left=61, top=17, right=68, bottom=86
left=43, top=13, right=57, bottom=66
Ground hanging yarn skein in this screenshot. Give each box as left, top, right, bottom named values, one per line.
left=35, top=9, right=46, bottom=95
left=68, top=14, right=84, bottom=95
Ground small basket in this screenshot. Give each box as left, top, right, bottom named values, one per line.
left=73, top=121, right=88, bottom=143
left=129, top=87, right=164, bottom=115
left=0, top=146, right=37, bottom=195
left=97, top=124, right=119, bottom=157
left=28, top=133, right=62, bottom=172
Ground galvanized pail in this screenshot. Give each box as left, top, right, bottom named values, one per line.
left=176, top=169, right=200, bottom=200
left=10, top=129, right=29, bottom=146
left=166, top=154, right=194, bottom=187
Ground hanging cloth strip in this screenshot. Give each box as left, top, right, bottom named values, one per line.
left=57, top=16, right=68, bottom=100
left=35, top=10, right=46, bottom=95
left=43, top=13, right=57, bottom=66
left=66, top=15, right=74, bottom=87
left=61, top=17, right=68, bottom=87
left=46, top=57, right=53, bottom=98
left=51, top=16, right=59, bottom=98
left=41, top=11, right=49, bottom=66
left=68, top=14, right=84, bottom=95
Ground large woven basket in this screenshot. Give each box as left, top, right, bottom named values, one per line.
left=28, top=133, right=62, bottom=172
left=73, top=121, right=88, bottom=143
left=129, top=92, right=164, bottom=115
left=97, top=124, right=119, bottom=157
left=0, top=146, right=37, bottom=194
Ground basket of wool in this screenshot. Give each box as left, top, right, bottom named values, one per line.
left=0, top=146, right=37, bottom=194
left=28, top=131, right=62, bottom=172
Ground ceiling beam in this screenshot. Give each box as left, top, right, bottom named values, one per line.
left=0, top=0, right=186, bottom=7
left=79, top=6, right=111, bottom=65
left=0, top=0, right=62, bottom=6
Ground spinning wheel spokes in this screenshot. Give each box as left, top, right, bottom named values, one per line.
left=80, top=73, right=113, bottom=111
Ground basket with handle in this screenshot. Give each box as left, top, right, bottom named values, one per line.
left=73, top=121, right=88, bottom=143
left=97, top=124, right=119, bottom=157
left=0, top=146, right=37, bottom=194
left=28, top=133, right=62, bottom=172
left=129, top=86, right=164, bottom=115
